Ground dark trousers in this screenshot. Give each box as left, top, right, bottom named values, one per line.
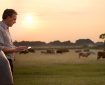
left=8, top=59, right=13, bottom=73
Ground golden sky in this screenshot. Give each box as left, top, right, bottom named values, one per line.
left=0, top=0, right=105, bottom=42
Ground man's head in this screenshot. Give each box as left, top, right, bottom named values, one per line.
left=2, top=9, right=17, bottom=27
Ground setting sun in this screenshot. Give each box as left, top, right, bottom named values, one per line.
left=21, top=14, right=38, bottom=29
left=25, top=15, right=33, bottom=25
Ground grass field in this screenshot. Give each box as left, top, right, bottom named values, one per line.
left=14, top=50, right=105, bottom=85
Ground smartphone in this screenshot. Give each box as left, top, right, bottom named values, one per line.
left=28, top=46, right=31, bottom=49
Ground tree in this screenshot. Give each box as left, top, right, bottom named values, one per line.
left=75, top=39, right=94, bottom=46
left=99, top=33, right=105, bottom=51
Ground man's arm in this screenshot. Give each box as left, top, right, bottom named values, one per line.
left=2, top=46, right=28, bottom=53
left=0, top=29, right=28, bottom=53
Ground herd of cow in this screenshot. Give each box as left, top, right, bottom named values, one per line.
left=41, top=49, right=69, bottom=54
left=75, top=49, right=105, bottom=60
left=19, top=48, right=105, bottom=60
left=19, top=48, right=69, bottom=54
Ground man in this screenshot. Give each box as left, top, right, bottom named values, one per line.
left=0, top=9, right=28, bottom=85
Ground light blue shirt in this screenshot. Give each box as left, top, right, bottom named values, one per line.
left=0, top=21, right=15, bottom=60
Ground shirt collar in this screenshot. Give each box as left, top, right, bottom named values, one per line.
left=0, top=21, right=9, bottom=30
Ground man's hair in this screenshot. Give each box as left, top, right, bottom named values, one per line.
left=2, top=9, right=17, bottom=19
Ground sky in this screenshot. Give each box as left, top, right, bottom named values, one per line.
left=0, top=0, right=105, bottom=43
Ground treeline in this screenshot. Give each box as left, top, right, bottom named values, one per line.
left=13, top=39, right=104, bottom=48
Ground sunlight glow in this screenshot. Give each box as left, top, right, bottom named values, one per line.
left=26, top=15, right=33, bottom=24
left=21, top=14, right=38, bottom=29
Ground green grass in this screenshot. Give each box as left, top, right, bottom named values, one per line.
left=14, top=50, right=105, bottom=85
left=14, top=64, right=105, bottom=85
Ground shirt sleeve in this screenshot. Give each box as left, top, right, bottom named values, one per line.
left=0, top=30, right=5, bottom=50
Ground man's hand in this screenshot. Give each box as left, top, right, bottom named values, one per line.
left=14, top=46, right=28, bottom=52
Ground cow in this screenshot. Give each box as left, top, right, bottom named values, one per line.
left=56, top=49, right=69, bottom=54
left=47, top=49, right=55, bottom=54
left=28, top=48, right=35, bottom=53
left=19, top=50, right=29, bottom=54
left=41, top=49, right=55, bottom=54
left=75, top=49, right=82, bottom=53
left=79, top=52, right=91, bottom=58
left=56, top=50, right=63, bottom=54
left=97, top=52, right=105, bottom=60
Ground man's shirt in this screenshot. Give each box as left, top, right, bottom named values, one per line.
left=0, top=21, right=15, bottom=60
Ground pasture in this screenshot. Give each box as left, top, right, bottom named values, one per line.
left=14, top=49, right=105, bottom=85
